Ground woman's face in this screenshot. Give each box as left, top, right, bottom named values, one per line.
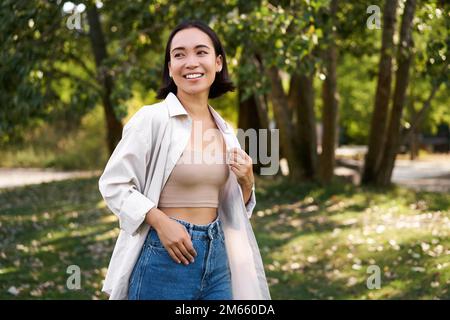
left=168, top=27, right=223, bottom=97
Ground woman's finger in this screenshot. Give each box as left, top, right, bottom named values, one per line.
left=229, top=152, right=246, bottom=165
left=171, top=246, right=190, bottom=265
left=167, top=247, right=181, bottom=264
left=230, top=165, right=244, bottom=177
left=182, top=236, right=197, bottom=259
left=179, top=242, right=196, bottom=263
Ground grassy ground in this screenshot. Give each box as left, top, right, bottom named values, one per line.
left=0, top=175, right=448, bottom=299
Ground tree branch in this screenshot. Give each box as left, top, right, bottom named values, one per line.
left=400, top=82, right=441, bottom=146
left=66, top=52, right=97, bottom=79
left=45, top=68, right=103, bottom=94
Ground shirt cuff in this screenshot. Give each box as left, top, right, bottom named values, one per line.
left=119, top=189, right=155, bottom=236
left=244, top=185, right=256, bottom=219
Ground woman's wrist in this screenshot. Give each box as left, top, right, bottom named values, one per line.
left=239, top=177, right=254, bottom=191
left=240, top=180, right=254, bottom=205
left=145, top=207, right=166, bottom=230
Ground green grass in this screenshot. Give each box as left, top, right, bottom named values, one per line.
left=0, top=177, right=114, bottom=299
left=253, top=177, right=450, bottom=300
left=0, top=175, right=449, bottom=299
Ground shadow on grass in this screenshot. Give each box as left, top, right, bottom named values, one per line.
left=252, top=176, right=450, bottom=299
left=0, top=176, right=116, bottom=299
left=1, top=175, right=448, bottom=299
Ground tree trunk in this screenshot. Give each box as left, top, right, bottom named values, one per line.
left=86, top=6, right=123, bottom=155
left=375, top=0, right=417, bottom=186
left=409, top=128, right=419, bottom=160
left=266, top=66, right=303, bottom=180
left=290, top=70, right=318, bottom=181
left=238, top=88, right=264, bottom=175
left=252, top=53, right=271, bottom=130
left=361, top=0, right=398, bottom=185
left=252, top=54, right=279, bottom=176
left=319, top=0, right=339, bottom=184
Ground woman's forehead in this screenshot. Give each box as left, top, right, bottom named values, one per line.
left=171, top=28, right=213, bottom=51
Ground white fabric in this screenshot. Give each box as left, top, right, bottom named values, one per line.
left=98, top=92, right=271, bottom=300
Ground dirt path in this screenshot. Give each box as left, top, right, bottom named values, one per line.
left=335, top=154, right=450, bottom=193
left=391, top=158, right=450, bottom=192
left=0, top=168, right=101, bottom=189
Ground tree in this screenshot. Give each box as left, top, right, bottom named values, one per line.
left=361, top=0, right=398, bottom=185
left=86, top=5, right=122, bottom=154
left=319, top=0, right=339, bottom=183
left=0, top=0, right=167, bottom=154
left=222, top=0, right=325, bottom=181
left=402, top=1, right=449, bottom=158
left=375, top=0, right=417, bottom=186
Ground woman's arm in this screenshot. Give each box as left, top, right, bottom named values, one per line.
left=98, top=112, right=155, bottom=236
left=240, top=181, right=254, bottom=205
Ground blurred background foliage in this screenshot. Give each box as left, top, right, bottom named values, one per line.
left=0, top=0, right=448, bottom=183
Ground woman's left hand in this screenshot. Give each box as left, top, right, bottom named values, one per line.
left=227, top=147, right=254, bottom=188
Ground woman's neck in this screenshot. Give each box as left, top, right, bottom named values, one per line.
left=176, top=91, right=211, bottom=120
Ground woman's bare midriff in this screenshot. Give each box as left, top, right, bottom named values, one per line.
left=159, top=207, right=218, bottom=225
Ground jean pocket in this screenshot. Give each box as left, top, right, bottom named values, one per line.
left=147, top=229, right=167, bottom=251
left=149, top=242, right=167, bottom=251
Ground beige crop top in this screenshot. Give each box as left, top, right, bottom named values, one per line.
left=158, top=148, right=230, bottom=208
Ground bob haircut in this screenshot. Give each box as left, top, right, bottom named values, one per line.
left=156, top=20, right=235, bottom=100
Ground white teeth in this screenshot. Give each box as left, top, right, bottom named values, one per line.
left=185, top=73, right=203, bottom=79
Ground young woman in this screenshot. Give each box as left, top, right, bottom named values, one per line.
left=98, top=20, right=271, bottom=300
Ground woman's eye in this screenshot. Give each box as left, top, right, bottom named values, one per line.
left=174, top=51, right=206, bottom=58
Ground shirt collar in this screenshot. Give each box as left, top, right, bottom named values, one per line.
left=165, top=92, right=231, bottom=134
left=165, top=92, right=188, bottom=117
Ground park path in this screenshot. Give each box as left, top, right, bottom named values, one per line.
left=334, top=150, right=450, bottom=193
left=0, top=168, right=101, bottom=189
left=391, top=158, right=450, bottom=192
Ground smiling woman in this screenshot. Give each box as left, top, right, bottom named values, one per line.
left=156, top=21, right=235, bottom=100
left=98, top=20, right=271, bottom=301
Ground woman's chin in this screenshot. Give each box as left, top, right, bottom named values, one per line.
left=180, top=87, right=210, bottom=96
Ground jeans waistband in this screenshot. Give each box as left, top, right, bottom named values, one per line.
left=168, top=216, right=223, bottom=241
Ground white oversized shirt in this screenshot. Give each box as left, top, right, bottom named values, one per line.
left=98, top=92, right=271, bottom=300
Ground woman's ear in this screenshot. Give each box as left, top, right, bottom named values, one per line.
left=216, top=55, right=223, bottom=72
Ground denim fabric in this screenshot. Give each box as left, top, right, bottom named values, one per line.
left=128, top=216, right=232, bottom=300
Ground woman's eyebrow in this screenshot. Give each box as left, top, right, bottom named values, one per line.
left=171, top=44, right=210, bottom=53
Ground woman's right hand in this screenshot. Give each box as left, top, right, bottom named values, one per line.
left=145, top=208, right=197, bottom=265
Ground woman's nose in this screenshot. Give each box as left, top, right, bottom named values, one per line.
left=185, top=54, right=200, bottom=67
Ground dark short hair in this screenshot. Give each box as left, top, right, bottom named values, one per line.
left=156, top=20, right=235, bottom=100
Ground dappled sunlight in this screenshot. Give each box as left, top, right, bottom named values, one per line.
left=1, top=174, right=448, bottom=299
left=0, top=177, right=116, bottom=299
left=93, top=228, right=119, bottom=242
left=99, top=213, right=118, bottom=224
left=252, top=178, right=450, bottom=299
left=96, top=200, right=106, bottom=209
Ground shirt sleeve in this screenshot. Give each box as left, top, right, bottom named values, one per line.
left=98, top=114, right=155, bottom=236
left=244, top=185, right=256, bottom=219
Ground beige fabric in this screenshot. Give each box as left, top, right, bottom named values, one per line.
left=158, top=149, right=229, bottom=207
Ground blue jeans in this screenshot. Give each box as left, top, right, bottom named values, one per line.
left=128, top=216, right=233, bottom=300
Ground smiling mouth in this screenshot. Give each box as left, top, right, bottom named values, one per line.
left=183, top=73, right=205, bottom=79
